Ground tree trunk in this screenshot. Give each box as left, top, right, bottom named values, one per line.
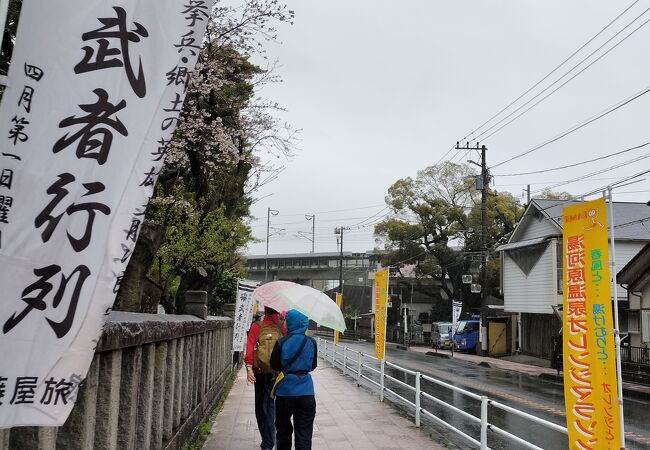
left=114, top=221, right=165, bottom=312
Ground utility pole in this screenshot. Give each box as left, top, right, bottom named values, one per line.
left=335, top=226, right=348, bottom=295
left=265, top=208, right=279, bottom=281
left=480, top=144, right=489, bottom=355
left=306, top=214, right=315, bottom=253
left=458, top=141, right=490, bottom=355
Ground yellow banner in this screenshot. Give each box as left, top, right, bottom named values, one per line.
left=374, top=268, right=389, bottom=360
left=562, top=198, right=620, bottom=449
left=334, top=293, right=343, bottom=345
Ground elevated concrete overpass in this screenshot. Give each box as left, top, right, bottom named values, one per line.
left=245, top=251, right=379, bottom=286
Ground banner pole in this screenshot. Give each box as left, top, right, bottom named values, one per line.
left=607, top=186, right=626, bottom=449
left=384, top=270, right=389, bottom=358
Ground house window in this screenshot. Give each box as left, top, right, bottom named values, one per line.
left=642, top=311, right=650, bottom=343
left=620, top=308, right=637, bottom=334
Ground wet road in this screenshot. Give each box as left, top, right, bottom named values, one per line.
left=325, top=341, right=650, bottom=450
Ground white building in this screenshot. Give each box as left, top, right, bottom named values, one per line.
left=617, top=243, right=650, bottom=348
left=497, top=199, right=650, bottom=358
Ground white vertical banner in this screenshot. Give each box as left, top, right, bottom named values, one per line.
left=452, top=300, right=462, bottom=336
left=0, top=0, right=213, bottom=427
left=232, top=280, right=260, bottom=352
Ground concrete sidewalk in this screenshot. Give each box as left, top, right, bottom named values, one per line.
left=204, top=365, right=444, bottom=450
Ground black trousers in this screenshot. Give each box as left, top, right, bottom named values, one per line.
left=254, top=373, right=276, bottom=449
left=275, top=395, right=316, bottom=450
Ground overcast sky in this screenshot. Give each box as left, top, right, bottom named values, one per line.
left=244, top=0, right=650, bottom=256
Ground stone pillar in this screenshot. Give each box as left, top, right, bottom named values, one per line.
left=184, top=291, right=207, bottom=320
left=0, top=429, right=9, bottom=450
left=135, top=344, right=155, bottom=449
left=116, top=346, right=142, bottom=450
left=8, top=428, right=35, bottom=449
left=163, top=339, right=177, bottom=441
left=94, top=349, right=123, bottom=450
left=181, top=337, right=191, bottom=419
left=150, top=342, right=167, bottom=449
left=173, top=338, right=184, bottom=429
left=210, top=330, right=216, bottom=386
left=205, top=331, right=212, bottom=391
left=190, top=334, right=196, bottom=412
left=39, top=428, right=58, bottom=450
left=57, top=354, right=101, bottom=449
left=197, top=333, right=205, bottom=402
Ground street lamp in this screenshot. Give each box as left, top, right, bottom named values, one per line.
left=265, top=208, right=279, bottom=281
left=305, top=214, right=315, bottom=253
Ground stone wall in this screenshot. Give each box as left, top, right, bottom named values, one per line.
left=0, top=311, right=234, bottom=450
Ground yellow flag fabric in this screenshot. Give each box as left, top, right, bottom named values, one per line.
left=374, top=269, right=389, bottom=360
left=334, top=293, right=343, bottom=345
left=562, top=198, right=620, bottom=449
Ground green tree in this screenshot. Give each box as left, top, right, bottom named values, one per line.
left=537, top=188, right=575, bottom=200
left=374, top=162, right=523, bottom=317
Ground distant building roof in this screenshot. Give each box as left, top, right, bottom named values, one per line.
left=519, top=199, right=650, bottom=242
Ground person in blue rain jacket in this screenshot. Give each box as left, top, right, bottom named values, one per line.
left=270, top=310, right=317, bottom=450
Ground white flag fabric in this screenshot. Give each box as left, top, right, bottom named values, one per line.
left=232, top=280, right=260, bottom=352
left=452, top=300, right=462, bottom=337
left=0, top=0, right=213, bottom=427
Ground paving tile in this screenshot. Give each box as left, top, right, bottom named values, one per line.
left=204, top=364, right=444, bottom=450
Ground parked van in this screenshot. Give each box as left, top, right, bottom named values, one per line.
left=452, top=320, right=480, bottom=351
left=431, top=322, right=453, bottom=349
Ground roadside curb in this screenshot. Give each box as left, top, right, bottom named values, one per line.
left=539, top=373, right=650, bottom=401
left=425, top=351, right=450, bottom=359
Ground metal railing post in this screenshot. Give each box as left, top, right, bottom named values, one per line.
left=357, top=352, right=362, bottom=386
left=415, top=371, right=421, bottom=427
left=380, top=359, right=385, bottom=402
left=343, top=346, right=347, bottom=376
left=480, top=396, right=488, bottom=450
left=331, top=341, right=336, bottom=366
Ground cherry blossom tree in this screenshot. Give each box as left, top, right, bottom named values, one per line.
left=115, top=0, right=296, bottom=313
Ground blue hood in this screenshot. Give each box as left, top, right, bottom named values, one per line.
left=285, top=310, right=309, bottom=335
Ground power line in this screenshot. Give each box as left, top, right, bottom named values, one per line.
left=492, top=84, right=650, bottom=169
left=434, top=145, right=457, bottom=167
left=461, top=0, right=640, bottom=143
left=347, top=206, right=391, bottom=229
left=494, top=142, right=650, bottom=177
left=475, top=7, right=650, bottom=142
left=268, top=203, right=386, bottom=217
left=496, top=176, right=632, bottom=187
left=249, top=214, right=389, bottom=228
left=531, top=154, right=650, bottom=194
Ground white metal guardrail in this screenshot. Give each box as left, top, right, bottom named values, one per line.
left=317, top=337, right=567, bottom=450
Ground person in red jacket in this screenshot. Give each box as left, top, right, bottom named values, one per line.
left=245, top=307, right=287, bottom=450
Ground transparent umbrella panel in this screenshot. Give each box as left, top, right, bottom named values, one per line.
left=252, top=282, right=346, bottom=332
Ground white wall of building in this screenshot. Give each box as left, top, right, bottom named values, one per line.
left=503, top=242, right=557, bottom=314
